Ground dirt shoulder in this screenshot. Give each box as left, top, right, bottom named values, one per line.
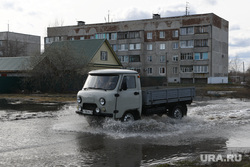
left=0, top=93, right=76, bottom=103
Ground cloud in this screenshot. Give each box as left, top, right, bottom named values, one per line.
left=230, top=25, right=241, bottom=31
left=230, top=37, right=250, bottom=48
left=204, top=0, right=218, bottom=5
left=119, top=8, right=151, bottom=21
left=117, top=5, right=198, bottom=22
left=2, top=2, right=15, bottom=9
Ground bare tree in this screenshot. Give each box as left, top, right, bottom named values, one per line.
left=23, top=42, right=89, bottom=92
left=0, top=40, right=28, bottom=57
left=229, top=55, right=243, bottom=73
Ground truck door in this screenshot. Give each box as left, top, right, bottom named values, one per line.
left=115, top=74, right=142, bottom=119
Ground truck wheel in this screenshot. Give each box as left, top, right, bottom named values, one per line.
left=171, top=106, right=183, bottom=119
left=122, top=112, right=135, bottom=122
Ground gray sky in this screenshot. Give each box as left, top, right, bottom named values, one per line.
left=0, top=0, right=249, bottom=70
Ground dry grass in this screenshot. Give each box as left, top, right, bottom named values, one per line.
left=0, top=94, right=76, bottom=103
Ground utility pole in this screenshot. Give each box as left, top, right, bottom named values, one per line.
left=7, top=21, right=9, bottom=57
left=243, top=61, right=245, bottom=82
left=165, top=53, right=168, bottom=86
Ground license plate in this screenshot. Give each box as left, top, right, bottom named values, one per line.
left=82, top=109, right=93, bottom=115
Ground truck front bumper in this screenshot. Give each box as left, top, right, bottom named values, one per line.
left=76, top=106, right=113, bottom=117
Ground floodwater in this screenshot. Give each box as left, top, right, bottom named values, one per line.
left=0, top=98, right=250, bottom=166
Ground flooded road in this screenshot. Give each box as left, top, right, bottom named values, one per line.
left=0, top=98, right=250, bottom=166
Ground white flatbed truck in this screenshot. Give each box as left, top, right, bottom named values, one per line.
left=76, top=69, right=195, bottom=121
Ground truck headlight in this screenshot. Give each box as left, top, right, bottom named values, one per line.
left=99, top=98, right=106, bottom=106
left=77, top=96, right=82, bottom=104
left=95, top=108, right=100, bottom=113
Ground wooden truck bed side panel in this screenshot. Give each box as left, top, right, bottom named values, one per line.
left=142, top=87, right=195, bottom=106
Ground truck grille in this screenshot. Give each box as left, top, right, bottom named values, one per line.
left=82, top=103, right=97, bottom=110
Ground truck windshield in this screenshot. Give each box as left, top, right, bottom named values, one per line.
left=83, top=75, right=119, bottom=90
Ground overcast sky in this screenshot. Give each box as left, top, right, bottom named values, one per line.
left=0, top=0, right=249, bottom=70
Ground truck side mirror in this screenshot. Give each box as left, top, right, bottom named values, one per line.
left=121, top=76, right=127, bottom=91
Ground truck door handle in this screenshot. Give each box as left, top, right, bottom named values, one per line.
left=134, top=92, right=139, bottom=95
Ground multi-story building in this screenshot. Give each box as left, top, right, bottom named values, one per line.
left=0, top=32, right=40, bottom=57
left=45, top=13, right=228, bottom=84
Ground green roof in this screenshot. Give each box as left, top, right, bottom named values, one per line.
left=0, top=56, right=44, bottom=72
left=44, top=39, right=121, bottom=70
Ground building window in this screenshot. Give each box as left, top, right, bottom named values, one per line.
left=129, top=44, right=134, bottom=50
left=173, top=67, right=178, bottom=74
left=180, top=66, right=193, bottom=73
left=118, top=44, right=128, bottom=51
left=118, top=32, right=128, bottom=39
left=147, top=32, right=152, bottom=39
left=172, top=42, right=179, bottom=49
left=0, top=41, right=3, bottom=47
left=194, top=52, right=208, bottom=60
left=147, top=44, right=153, bottom=50
left=159, top=67, right=166, bottom=74
left=195, top=26, right=209, bottom=34
left=80, top=37, right=85, bottom=40
left=194, top=66, right=208, bottom=73
left=135, top=43, right=141, bottom=50
left=180, top=27, right=194, bottom=35
left=180, top=40, right=194, bottom=48
left=111, top=44, right=117, bottom=51
left=118, top=55, right=129, bottom=63
left=172, top=55, right=179, bottom=61
left=129, top=55, right=140, bottom=62
left=195, top=39, right=208, bottom=47
left=0, top=51, right=3, bottom=56
left=96, top=33, right=107, bottom=39
left=129, top=31, right=140, bottom=39
left=130, top=68, right=141, bottom=73
left=172, top=30, right=179, bottom=38
left=100, top=51, right=108, bottom=61
left=111, top=33, right=117, bottom=40
left=160, top=55, right=166, bottom=63
left=160, top=43, right=165, bottom=50
left=129, top=43, right=141, bottom=50
left=147, top=68, right=153, bottom=74
left=147, top=56, right=152, bottom=62
left=45, top=37, right=53, bottom=44
left=181, top=53, right=193, bottom=60
left=159, top=31, right=165, bottom=38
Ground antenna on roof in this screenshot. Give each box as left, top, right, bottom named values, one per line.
left=104, top=10, right=112, bottom=23
left=7, top=20, right=10, bottom=32
left=185, top=1, right=190, bottom=16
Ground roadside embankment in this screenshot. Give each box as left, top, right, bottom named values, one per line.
left=0, top=93, right=76, bottom=103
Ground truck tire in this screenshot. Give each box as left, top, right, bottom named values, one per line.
left=121, top=112, right=137, bottom=122
left=171, top=106, right=183, bottom=119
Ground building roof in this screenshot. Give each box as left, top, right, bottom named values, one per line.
left=44, top=39, right=122, bottom=70
left=0, top=56, right=44, bottom=72
left=89, top=69, right=138, bottom=75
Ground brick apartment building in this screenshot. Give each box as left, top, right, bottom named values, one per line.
left=45, top=13, right=228, bottom=84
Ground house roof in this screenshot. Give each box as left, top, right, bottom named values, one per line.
left=0, top=56, right=44, bottom=72
left=44, top=39, right=122, bottom=70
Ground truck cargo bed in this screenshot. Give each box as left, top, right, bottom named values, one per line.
left=142, top=87, right=195, bottom=106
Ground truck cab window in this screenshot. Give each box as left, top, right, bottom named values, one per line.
left=122, top=76, right=136, bottom=89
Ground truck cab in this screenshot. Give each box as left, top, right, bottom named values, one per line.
left=76, top=69, right=142, bottom=121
